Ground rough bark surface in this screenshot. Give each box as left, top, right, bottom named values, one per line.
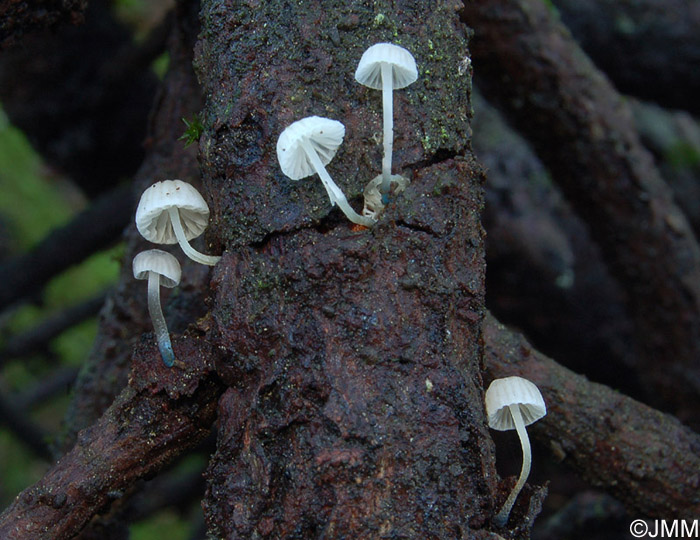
left=483, top=313, right=700, bottom=520
left=192, top=0, right=513, bottom=537
left=463, top=0, right=700, bottom=427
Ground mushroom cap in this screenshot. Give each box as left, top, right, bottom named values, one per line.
left=277, top=116, right=345, bottom=180
left=485, top=376, right=546, bottom=431
left=355, top=43, right=418, bottom=90
left=133, top=249, right=182, bottom=288
left=135, top=180, right=210, bottom=244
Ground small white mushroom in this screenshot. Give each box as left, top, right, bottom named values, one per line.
left=135, top=180, right=221, bottom=266
left=485, top=376, right=547, bottom=526
left=133, top=249, right=182, bottom=367
left=355, top=43, right=418, bottom=194
left=277, top=116, right=375, bottom=227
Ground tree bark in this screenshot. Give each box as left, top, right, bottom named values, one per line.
left=193, top=0, right=518, bottom=537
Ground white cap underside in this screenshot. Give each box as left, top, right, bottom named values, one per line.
left=133, top=249, right=182, bottom=288
left=135, top=180, right=211, bottom=244
left=355, top=43, right=418, bottom=90
left=485, top=376, right=546, bottom=431
left=277, top=116, right=345, bottom=180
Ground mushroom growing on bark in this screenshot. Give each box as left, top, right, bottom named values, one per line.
left=277, top=116, right=375, bottom=227
left=136, top=179, right=221, bottom=266
left=485, top=376, right=547, bottom=526
left=355, top=42, right=418, bottom=195
left=132, top=249, right=182, bottom=367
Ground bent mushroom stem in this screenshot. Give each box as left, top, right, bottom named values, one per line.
left=299, top=138, right=376, bottom=227
left=147, top=272, right=175, bottom=367
left=380, top=62, right=394, bottom=194
left=494, top=404, right=532, bottom=526
left=167, top=207, right=221, bottom=266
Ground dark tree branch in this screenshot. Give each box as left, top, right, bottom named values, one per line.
left=0, top=0, right=86, bottom=49
left=0, top=291, right=109, bottom=365
left=0, top=390, right=52, bottom=461
left=463, top=0, right=700, bottom=427
left=483, top=313, right=700, bottom=520
left=14, top=366, right=79, bottom=410
left=0, top=335, right=225, bottom=540
left=0, top=1, right=159, bottom=197
left=0, top=185, right=133, bottom=311
left=553, top=0, right=700, bottom=115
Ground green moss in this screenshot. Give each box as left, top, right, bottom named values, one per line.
left=131, top=510, right=190, bottom=540
left=179, top=115, right=204, bottom=147
left=665, top=141, right=700, bottom=170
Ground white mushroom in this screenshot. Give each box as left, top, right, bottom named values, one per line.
left=133, top=249, right=182, bottom=367
left=277, top=116, right=375, bottom=227
left=485, top=376, right=547, bottom=526
left=355, top=43, right=418, bottom=194
left=135, top=180, right=221, bottom=266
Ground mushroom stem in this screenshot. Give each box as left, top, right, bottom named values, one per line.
left=147, top=271, right=175, bottom=367
left=494, top=404, right=532, bottom=526
left=299, top=138, right=376, bottom=227
left=380, top=61, right=394, bottom=194
left=167, top=207, right=221, bottom=266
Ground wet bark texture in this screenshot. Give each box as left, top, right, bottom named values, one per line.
left=193, top=0, right=504, bottom=537
left=462, top=0, right=700, bottom=427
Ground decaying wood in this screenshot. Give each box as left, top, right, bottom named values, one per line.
left=191, top=0, right=521, bottom=537
left=463, top=0, right=700, bottom=427
left=483, top=313, right=700, bottom=519
left=0, top=335, right=224, bottom=540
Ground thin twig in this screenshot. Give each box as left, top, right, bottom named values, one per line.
left=0, top=185, right=133, bottom=311
left=0, top=291, right=109, bottom=366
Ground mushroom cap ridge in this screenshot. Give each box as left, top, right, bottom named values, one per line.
left=277, top=116, right=345, bottom=180
left=485, top=376, right=546, bottom=431
left=133, top=249, right=182, bottom=288
left=136, top=180, right=210, bottom=244
left=355, top=43, right=418, bottom=90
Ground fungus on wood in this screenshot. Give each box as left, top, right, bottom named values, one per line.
left=194, top=0, right=507, bottom=537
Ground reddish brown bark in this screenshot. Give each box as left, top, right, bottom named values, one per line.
left=463, top=0, right=700, bottom=427
left=483, top=313, right=700, bottom=519
left=192, top=0, right=518, bottom=536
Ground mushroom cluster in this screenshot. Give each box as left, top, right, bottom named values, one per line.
left=133, top=180, right=220, bottom=366
left=277, top=42, right=418, bottom=225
